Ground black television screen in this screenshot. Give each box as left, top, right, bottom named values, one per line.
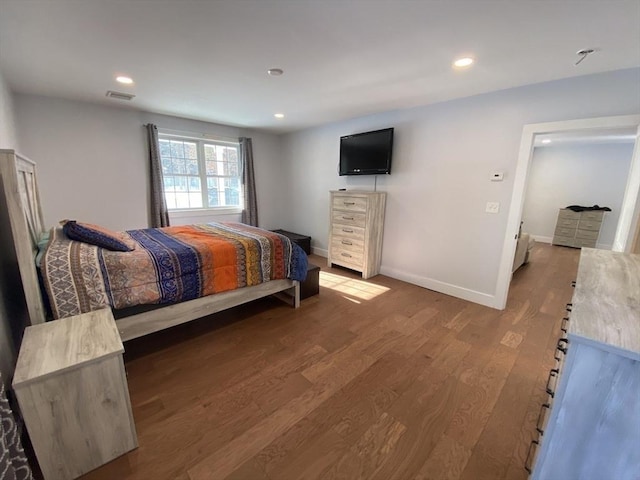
left=339, top=128, right=394, bottom=176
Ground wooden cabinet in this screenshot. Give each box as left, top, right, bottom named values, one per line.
left=328, top=190, right=386, bottom=279
left=552, top=208, right=605, bottom=248
left=13, top=309, right=138, bottom=480
left=529, top=249, right=640, bottom=479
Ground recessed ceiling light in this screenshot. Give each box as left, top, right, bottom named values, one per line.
left=274, top=113, right=285, bottom=119
left=116, top=76, right=134, bottom=84
left=453, top=57, right=474, bottom=68
left=541, top=139, right=551, bottom=144
left=268, top=68, right=284, bottom=76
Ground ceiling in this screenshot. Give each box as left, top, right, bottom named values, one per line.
left=1, top=0, right=639, bottom=134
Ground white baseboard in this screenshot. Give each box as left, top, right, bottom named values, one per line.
left=311, top=247, right=328, bottom=257
left=532, top=235, right=552, bottom=244
left=379, top=265, right=500, bottom=309
left=531, top=236, right=612, bottom=250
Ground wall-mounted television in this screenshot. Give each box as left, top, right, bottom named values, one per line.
left=339, top=128, right=394, bottom=176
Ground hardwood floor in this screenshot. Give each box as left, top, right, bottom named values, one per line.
left=81, top=243, right=579, bottom=480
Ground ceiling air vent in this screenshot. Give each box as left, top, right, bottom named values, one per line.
left=105, top=90, right=135, bottom=101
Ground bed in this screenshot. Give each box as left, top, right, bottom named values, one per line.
left=0, top=149, right=304, bottom=341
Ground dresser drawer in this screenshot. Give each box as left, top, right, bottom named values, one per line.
left=332, top=195, right=368, bottom=213
left=331, top=247, right=364, bottom=267
left=554, top=225, right=576, bottom=237
left=558, top=209, right=581, bottom=220
left=578, top=219, right=601, bottom=231
left=580, top=210, right=604, bottom=221
left=332, top=211, right=366, bottom=228
left=552, top=235, right=576, bottom=247
left=331, top=224, right=365, bottom=241
left=573, top=237, right=597, bottom=248
left=332, top=236, right=365, bottom=253
left=556, top=218, right=579, bottom=229
left=575, top=229, right=599, bottom=241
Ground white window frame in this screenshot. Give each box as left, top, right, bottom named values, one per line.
left=158, top=132, right=243, bottom=215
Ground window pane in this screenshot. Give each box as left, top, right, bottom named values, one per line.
left=163, top=176, right=175, bottom=192
left=187, top=159, right=199, bottom=175
left=164, top=192, right=177, bottom=209
left=185, top=142, right=197, bottom=159
left=208, top=189, right=219, bottom=207
left=170, top=140, right=185, bottom=158
left=188, top=176, right=201, bottom=192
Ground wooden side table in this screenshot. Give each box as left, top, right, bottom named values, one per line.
left=13, top=309, right=137, bottom=480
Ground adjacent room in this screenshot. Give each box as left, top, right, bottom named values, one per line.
left=0, top=1, right=639, bottom=479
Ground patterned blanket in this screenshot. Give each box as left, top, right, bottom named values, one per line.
left=42, top=222, right=308, bottom=319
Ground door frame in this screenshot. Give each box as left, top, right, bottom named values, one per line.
left=494, top=114, right=640, bottom=309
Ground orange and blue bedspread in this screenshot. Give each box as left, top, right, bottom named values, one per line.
left=42, top=222, right=307, bottom=319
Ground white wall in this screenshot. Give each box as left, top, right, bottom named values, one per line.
left=281, top=68, right=640, bottom=306
left=523, top=143, right=634, bottom=249
left=15, top=95, right=283, bottom=231
left=0, top=69, right=18, bottom=148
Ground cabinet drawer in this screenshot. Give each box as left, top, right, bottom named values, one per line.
left=552, top=235, right=576, bottom=247
left=558, top=209, right=580, bottom=220
left=573, top=237, right=597, bottom=248
left=556, top=218, right=578, bottom=229
left=575, top=229, right=599, bottom=241
left=331, top=224, right=365, bottom=241
left=578, top=219, right=601, bottom=231
left=554, top=225, right=576, bottom=237
left=332, top=195, right=368, bottom=213
left=331, top=247, right=364, bottom=267
left=332, top=236, right=365, bottom=253
left=580, top=210, right=604, bottom=221
left=332, top=211, right=366, bottom=228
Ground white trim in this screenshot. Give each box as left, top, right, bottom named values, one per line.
left=379, top=265, right=498, bottom=309
left=532, top=235, right=552, bottom=244
left=169, top=207, right=242, bottom=217
left=312, top=246, right=328, bottom=257
left=613, top=124, right=640, bottom=251
left=157, top=128, right=239, bottom=145
left=495, top=114, right=640, bottom=310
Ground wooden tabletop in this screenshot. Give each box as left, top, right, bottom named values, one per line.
left=13, top=309, right=123, bottom=387
left=569, top=248, right=640, bottom=360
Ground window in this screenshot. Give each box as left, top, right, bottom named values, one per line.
left=158, top=134, right=242, bottom=211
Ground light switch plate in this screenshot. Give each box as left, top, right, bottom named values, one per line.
left=486, top=201, right=500, bottom=214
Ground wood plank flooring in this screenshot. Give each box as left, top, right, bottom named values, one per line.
left=81, top=243, right=579, bottom=480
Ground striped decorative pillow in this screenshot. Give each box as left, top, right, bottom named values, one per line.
left=61, top=220, right=136, bottom=252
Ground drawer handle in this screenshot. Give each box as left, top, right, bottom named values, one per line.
left=342, top=228, right=354, bottom=233
left=557, top=338, right=569, bottom=355
left=343, top=201, right=355, bottom=206
left=546, top=369, right=559, bottom=398
left=341, top=240, right=352, bottom=245
left=571, top=280, right=576, bottom=287
left=524, top=439, right=540, bottom=473
left=536, top=403, right=551, bottom=435
left=561, top=317, right=569, bottom=333
left=342, top=216, right=354, bottom=220
left=341, top=253, right=352, bottom=258
left=566, top=303, right=572, bottom=312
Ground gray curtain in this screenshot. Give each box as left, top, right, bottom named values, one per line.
left=240, top=137, right=258, bottom=227
left=147, top=124, right=170, bottom=228
left=0, top=375, right=33, bottom=480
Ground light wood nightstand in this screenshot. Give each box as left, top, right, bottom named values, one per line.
left=13, top=309, right=137, bottom=480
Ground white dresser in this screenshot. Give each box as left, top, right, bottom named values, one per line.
left=552, top=208, right=605, bottom=248
left=529, top=249, right=640, bottom=479
left=328, top=190, right=386, bottom=279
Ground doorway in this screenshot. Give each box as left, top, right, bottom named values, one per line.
left=495, top=114, right=640, bottom=309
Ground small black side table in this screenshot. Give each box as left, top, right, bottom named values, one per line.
left=272, top=229, right=311, bottom=255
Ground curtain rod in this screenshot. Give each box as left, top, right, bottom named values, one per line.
left=144, top=125, right=241, bottom=143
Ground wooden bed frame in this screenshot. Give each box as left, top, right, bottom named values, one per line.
left=0, top=149, right=300, bottom=341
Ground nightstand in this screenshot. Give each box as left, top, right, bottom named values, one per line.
left=13, top=309, right=137, bottom=480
